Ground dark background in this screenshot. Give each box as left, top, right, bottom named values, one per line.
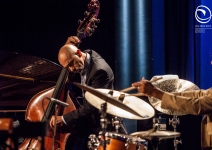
left=0, top=0, right=116, bottom=71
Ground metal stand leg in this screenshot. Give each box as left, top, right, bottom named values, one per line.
left=169, top=116, right=182, bottom=150
left=100, top=102, right=108, bottom=150
left=151, top=137, right=160, bottom=150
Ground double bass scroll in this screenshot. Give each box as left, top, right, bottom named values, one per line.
left=77, top=0, right=100, bottom=41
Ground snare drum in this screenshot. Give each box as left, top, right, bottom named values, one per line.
left=98, top=132, right=147, bottom=150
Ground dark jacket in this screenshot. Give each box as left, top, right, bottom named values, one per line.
left=63, top=50, right=115, bottom=137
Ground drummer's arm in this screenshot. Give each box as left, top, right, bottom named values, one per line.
left=172, top=89, right=208, bottom=97
left=132, top=79, right=212, bottom=115
left=161, top=89, right=212, bottom=115
left=132, top=78, right=164, bottom=99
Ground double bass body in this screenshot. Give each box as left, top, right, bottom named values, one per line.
left=18, top=86, right=76, bottom=150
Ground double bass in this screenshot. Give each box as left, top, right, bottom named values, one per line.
left=18, top=0, right=100, bottom=149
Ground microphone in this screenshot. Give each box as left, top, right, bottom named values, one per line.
left=46, top=97, right=69, bottom=107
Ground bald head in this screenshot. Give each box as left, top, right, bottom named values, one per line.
left=58, top=44, right=78, bottom=67
left=58, top=44, right=86, bottom=73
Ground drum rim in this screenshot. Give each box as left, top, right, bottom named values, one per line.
left=103, top=132, right=147, bottom=144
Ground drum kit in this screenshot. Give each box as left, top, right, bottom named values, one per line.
left=73, top=76, right=200, bottom=150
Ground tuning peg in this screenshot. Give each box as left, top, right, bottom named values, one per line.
left=89, top=33, right=93, bottom=36
left=84, top=11, right=90, bottom=16
left=90, top=23, right=97, bottom=29
left=91, top=28, right=95, bottom=32
left=87, top=27, right=95, bottom=33
left=78, top=20, right=82, bottom=24
left=92, top=18, right=100, bottom=23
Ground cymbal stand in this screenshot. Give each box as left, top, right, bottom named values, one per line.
left=100, top=102, right=108, bottom=150
left=169, top=116, right=182, bottom=150
left=112, top=116, right=128, bottom=134
left=151, top=123, right=160, bottom=150
left=151, top=137, right=160, bottom=150
left=147, top=121, right=160, bottom=150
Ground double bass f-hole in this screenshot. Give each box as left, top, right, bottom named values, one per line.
left=18, top=0, right=100, bottom=150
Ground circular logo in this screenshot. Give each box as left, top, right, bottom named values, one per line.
left=195, top=5, right=212, bottom=24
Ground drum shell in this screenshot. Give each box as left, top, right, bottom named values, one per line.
left=98, top=132, right=146, bottom=150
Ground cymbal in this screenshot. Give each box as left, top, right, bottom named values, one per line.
left=149, top=79, right=200, bottom=116
left=73, top=82, right=155, bottom=119
left=73, top=82, right=145, bottom=119
left=131, top=130, right=180, bottom=141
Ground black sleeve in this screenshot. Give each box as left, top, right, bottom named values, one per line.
left=63, top=69, right=113, bottom=126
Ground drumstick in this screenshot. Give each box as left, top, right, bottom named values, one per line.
left=119, top=77, right=163, bottom=93
left=128, top=93, right=146, bottom=97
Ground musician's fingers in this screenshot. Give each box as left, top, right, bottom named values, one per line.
left=49, top=116, right=55, bottom=129
left=131, top=81, right=141, bottom=87
left=72, top=36, right=81, bottom=43
left=66, top=36, right=81, bottom=45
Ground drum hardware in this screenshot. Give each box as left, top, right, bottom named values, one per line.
left=112, top=116, right=128, bottom=134
left=131, top=130, right=180, bottom=150
left=87, top=108, right=148, bottom=150
left=74, top=82, right=154, bottom=149
left=88, top=102, right=112, bottom=150
left=151, top=123, right=159, bottom=133
left=153, top=117, right=163, bottom=130
left=169, top=116, right=182, bottom=150
left=169, top=116, right=180, bottom=132
left=87, top=103, right=110, bottom=150
left=100, top=102, right=109, bottom=150
left=87, top=134, right=100, bottom=150
left=108, top=90, right=128, bottom=134
left=173, top=139, right=182, bottom=150
left=112, top=116, right=121, bottom=133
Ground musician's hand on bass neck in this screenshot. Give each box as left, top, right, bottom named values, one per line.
left=65, top=36, right=81, bottom=45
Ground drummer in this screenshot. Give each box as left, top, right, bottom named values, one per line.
left=49, top=36, right=127, bottom=150
left=132, top=77, right=212, bottom=150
